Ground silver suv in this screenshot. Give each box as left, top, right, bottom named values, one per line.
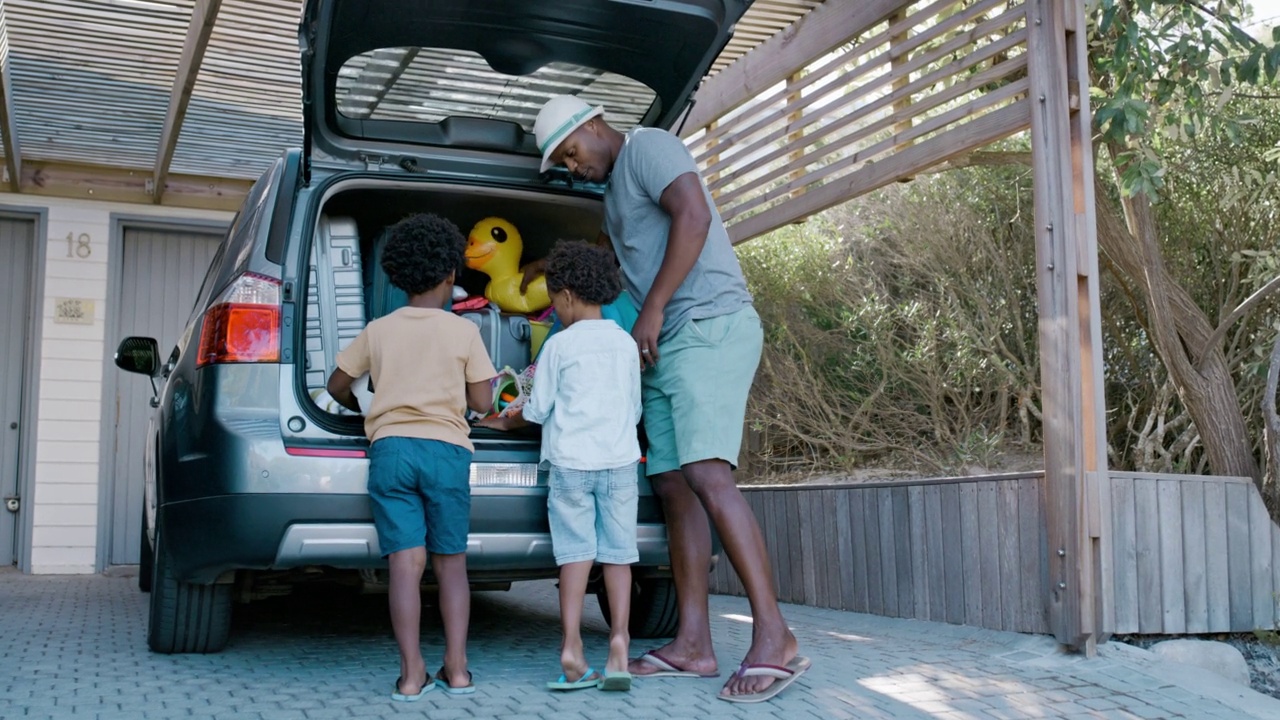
left=114, top=0, right=746, bottom=653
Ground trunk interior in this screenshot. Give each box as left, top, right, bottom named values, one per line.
left=301, top=179, right=606, bottom=445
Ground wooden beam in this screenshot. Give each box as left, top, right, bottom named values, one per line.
left=725, top=100, right=1030, bottom=243
left=1026, top=0, right=1106, bottom=653
left=0, top=6, right=21, bottom=193
left=20, top=159, right=249, bottom=212
left=153, top=0, right=222, bottom=204
left=683, top=0, right=909, bottom=135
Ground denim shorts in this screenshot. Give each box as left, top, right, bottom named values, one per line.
left=367, top=437, right=472, bottom=557
left=642, top=306, right=763, bottom=475
left=547, top=464, right=639, bottom=566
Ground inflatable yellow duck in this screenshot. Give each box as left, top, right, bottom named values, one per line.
left=465, top=217, right=551, bottom=314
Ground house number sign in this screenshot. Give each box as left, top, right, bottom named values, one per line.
left=66, top=232, right=92, bottom=258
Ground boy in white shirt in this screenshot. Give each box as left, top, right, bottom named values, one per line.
left=480, top=241, right=642, bottom=692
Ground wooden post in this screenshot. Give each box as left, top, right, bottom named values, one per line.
left=1026, top=0, right=1107, bottom=653
left=706, top=120, right=722, bottom=201
left=889, top=10, right=913, bottom=151
left=785, top=71, right=806, bottom=197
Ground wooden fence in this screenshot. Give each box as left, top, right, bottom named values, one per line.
left=1106, top=472, right=1280, bottom=635
left=710, top=472, right=1051, bottom=634
left=711, top=471, right=1280, bottom=637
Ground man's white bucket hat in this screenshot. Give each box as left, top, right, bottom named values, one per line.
left=535, top=95, right=604, bottom=173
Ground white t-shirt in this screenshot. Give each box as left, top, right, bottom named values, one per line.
left=522, top=319, right=642, bottom=470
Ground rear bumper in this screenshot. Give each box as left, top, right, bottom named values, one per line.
left=274, top=523, right=670, bottom=569
left=160, top=491, right=668, bottom=583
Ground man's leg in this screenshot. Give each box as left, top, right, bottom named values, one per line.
left=682, top=459, right=797, bottom=698
left=628, top=469, right=718, bottom=676
left=431, top=552, right=470, bottom=688
left=388, top=546, right=428, bottom=695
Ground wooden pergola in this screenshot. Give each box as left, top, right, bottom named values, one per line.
left=1, top=0, right=1106, bottom=651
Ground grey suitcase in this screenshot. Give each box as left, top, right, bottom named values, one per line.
left=460, top=304, right=532, bottom=371
left=305, top=216, right=366, bottom=397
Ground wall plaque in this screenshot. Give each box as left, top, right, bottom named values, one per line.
left=53, top=298, right=95, bottom=325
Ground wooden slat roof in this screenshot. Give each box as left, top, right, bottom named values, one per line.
left=0, top=0, right=823, bottom=197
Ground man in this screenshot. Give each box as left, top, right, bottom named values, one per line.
left=529, top=95, right=810, bottom=703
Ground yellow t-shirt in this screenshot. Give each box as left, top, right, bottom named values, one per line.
left=336, top=307, right=497, bottom=450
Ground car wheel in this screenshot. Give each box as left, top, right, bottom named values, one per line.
left=147, top=528, right=232, bottom=653
left=137, top=511, right=153, bottom=593
left=597, top=577, right=679, bottom=639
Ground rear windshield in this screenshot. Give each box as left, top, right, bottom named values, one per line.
left=336, top=47, right=658, bottom=132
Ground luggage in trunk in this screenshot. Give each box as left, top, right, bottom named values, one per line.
left=304, top=216, right=366, bottom=396
left=460, top=304, right=533, bottom=371
left=363, top=228, right=409, bottom=322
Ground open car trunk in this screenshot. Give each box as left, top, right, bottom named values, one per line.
left=298, top=178, right=605, bottom=450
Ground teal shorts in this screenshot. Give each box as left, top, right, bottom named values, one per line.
left=642, top=306, right=763, bottom=476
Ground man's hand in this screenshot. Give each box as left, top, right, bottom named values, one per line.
left=520, top=258, right=548, bottom=293
left=633, top=306, right=663, bottom=369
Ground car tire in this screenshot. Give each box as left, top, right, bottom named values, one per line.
left=597, top=577, right=679, bottom=639
left=147, top=528, right=232, bottom=654
left=137, top=511, right=153, bottom=593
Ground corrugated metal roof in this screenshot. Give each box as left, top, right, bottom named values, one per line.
left=0, top=0, right=821, bottom=186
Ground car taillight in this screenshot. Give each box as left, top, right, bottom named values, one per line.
left=196, top=273, right=281, bottom=367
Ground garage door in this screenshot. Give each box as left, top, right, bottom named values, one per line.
left=108, top=227, right=222, bottom=565
left=0, top=217, right=34, bottom=566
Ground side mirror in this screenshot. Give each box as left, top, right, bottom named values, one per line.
left=115, top=337, right=161, bottom=377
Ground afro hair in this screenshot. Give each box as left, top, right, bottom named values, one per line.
left=380, top=213, right=466, bottom=296
left=544, top=241, right=623, bottom=306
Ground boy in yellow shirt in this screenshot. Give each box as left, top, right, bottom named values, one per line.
left=327, top=213, right=496, bottom=701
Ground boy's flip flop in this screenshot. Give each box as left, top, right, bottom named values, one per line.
left=717, top=656, right=812, bottom=704
left=598, top=670, right=633, bottom=692
left=546, top=667, right=602, bottom=691
left=632, top=650, right=720, bottom=678
left=434, top=666, right=476, bottom=695
left=391, top=674, right=434, bottom=702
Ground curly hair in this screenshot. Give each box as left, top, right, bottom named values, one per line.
left=380, top=213, right=466, bottom=296
left=544, top=241, right=622, bottom=305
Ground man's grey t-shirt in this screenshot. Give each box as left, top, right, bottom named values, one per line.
left=603, top=128, right=753, bottom=342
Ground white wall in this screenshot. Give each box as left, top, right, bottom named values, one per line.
left=0, top=194, right=233, bottom=574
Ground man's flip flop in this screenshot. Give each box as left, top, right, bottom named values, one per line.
left=717, top=656, right=812, bottom=704
left=632, top=650, right=720, bottom=678
left=547, top=667, right=601, bottom=691
left=598, top=671, right=632, bottom=692
left=434, top=666, right=476, bottom=695
left=391, top=674, right=434, bottom=702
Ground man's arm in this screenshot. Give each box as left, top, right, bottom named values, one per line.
left=520, top=231, right=617, bottom=293
left=632, top=171, right=711, bottom=367
left=326, top=368, right=361, bottom=413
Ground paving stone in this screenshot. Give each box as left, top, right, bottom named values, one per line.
left=3, top=573, right=1280, bottom=719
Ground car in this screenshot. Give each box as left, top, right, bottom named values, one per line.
left=113, top=0, right=747, bottom=654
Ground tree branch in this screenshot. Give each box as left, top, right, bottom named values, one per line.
left=1197, top=268, right=1280, bottom=371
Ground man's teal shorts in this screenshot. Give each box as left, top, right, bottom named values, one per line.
left=641, top=306, right=763, bottom=476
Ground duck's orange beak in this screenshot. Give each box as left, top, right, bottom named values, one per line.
left=465, top=234, right=496, bottom=269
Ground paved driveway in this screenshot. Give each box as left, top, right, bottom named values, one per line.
left=2, top=570, right=1278, bottom=719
